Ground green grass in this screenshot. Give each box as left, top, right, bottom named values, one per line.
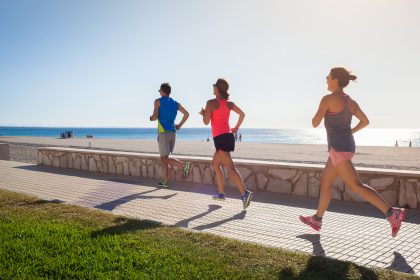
left=0, top=189, right=418, bottom=280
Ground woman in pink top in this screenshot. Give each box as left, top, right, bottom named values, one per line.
left=200, top=78, right=253, bottom=209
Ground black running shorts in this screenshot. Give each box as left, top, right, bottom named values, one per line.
left=213, top=133, right=235, bottom=152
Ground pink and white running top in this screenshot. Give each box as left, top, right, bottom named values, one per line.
left=211, top=98, right=231, bottom=137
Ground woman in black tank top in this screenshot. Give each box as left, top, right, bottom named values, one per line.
left=299, top=67, right=405, bottom=238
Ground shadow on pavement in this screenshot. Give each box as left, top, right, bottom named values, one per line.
left=387, top=252, right=415, bottom=274
left=94, top=189, right=177, bottom=211
left=193, top=210, right=247, bottom=231
left=296, top=234, right=325, bottom=257
left=14, top=164, right=148, bottom=184
left=91, top=217, right=161, bottom=237
left=174, top=204, right=222, bottom=228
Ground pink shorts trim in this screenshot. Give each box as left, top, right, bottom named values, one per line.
left=329, top=148, right=354, bottom=167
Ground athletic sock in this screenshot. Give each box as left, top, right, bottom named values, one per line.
left=314, top=214, right=323, bottom=221
left=386, top=207, right=394, bottom=218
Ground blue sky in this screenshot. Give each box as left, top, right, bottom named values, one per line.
left=1, top=0, right=419, bottom=128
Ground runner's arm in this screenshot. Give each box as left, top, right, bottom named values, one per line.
left=175, top=103, right=189, bottom=130
left=351, top=101, right=369, bottom=134
left=230, top=102, right=245, bottom=133
left=200, top=100, right=212, bottom=125
left=150, top=99, right=159, bottom=121
left=312, top=96, right=328, bottom=127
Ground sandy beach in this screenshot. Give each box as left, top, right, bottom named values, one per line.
left=1, top=136, right=419, bottom=171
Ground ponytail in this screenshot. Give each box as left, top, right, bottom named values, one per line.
left=214, top=78, right=230, bottom=100
left=330, top=67, right=357, bottom=88
left=219, top=90, right=230, bottom=100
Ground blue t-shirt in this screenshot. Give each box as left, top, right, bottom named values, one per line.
left=158, top=96, right=178, bottom=133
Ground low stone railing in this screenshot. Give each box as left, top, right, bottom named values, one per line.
left=0, top=143, right=10, bottom=161
left=37, top=147, right=420, bottom=209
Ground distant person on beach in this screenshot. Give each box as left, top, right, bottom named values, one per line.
left=395, top=140, right=399, bottom=147
left=200, top=78, right=253, bottom=209
left=299, top=67, right=405, bottom=237
left=150, top=83, right=192, bottom=188
left=409, top=141, right=412, bottom=148
left=239, top=133, right=242, bottom=142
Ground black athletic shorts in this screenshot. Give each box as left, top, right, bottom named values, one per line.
left=213, top=133, right=235, bottom=152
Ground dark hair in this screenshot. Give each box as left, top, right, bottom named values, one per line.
left=330, top=67, right=357, bottom=88
left=160, top=83, right=171, bottom=95
left=215, top=78, right=230, bottom=100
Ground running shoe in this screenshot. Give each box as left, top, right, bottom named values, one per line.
left=388, top=207, right=406, bottom=238
left=183, top=162, right=192, bottom=178
left=212, top=193, right=226, bottom=201
left=299, top=215, right=322, bottom=232
left=241, top=190, right=253, bottom=209
left=158, top=179, right=169, bottom=188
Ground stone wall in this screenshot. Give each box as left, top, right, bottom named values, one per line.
left=37, top=147, right=420, bottom=209
left=0, top=143, right=10, bottom=161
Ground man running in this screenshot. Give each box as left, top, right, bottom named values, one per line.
left=150, top=83, right=191, bottom=187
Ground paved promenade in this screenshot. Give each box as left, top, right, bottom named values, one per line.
left=0, top=160, right=419, bottom=276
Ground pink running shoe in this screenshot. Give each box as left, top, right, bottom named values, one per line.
left=299, top=215, right=322, bottom=232
left=388, top=208, right=406, bottom=238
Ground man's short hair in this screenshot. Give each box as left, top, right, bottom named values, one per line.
left=160, top=83, right=171, bottom=95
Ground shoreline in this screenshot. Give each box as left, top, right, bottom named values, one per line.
left=1, top=136, right=420, bottom=170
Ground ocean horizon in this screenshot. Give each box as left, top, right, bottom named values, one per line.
left=1, top=126, right=419, bottom=147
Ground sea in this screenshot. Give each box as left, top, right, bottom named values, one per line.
left=1, top=127, right=419, bottom=147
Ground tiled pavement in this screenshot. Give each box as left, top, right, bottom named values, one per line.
left=0, top=160, right=419, bottom=276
